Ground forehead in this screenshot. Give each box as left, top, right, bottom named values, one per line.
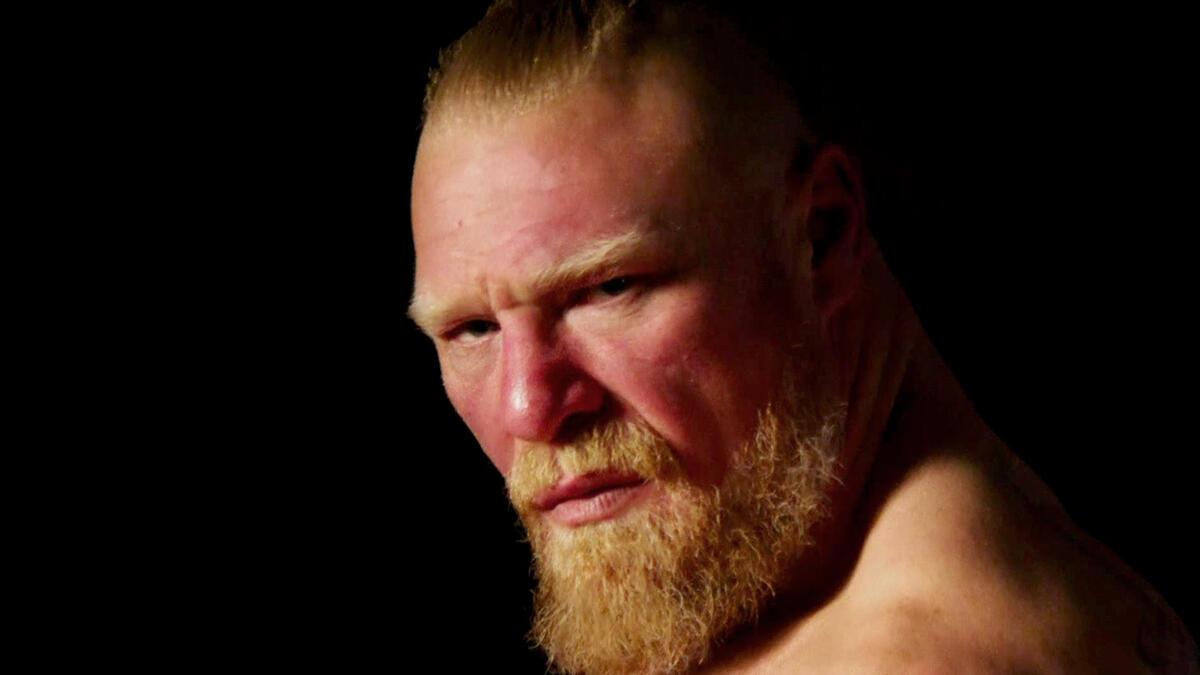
left=413, top=72, right=705, bottom=220
left=410, top=76, right=713, bottom=317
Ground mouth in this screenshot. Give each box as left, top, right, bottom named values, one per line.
left=533, top=471, right=650, bottom=527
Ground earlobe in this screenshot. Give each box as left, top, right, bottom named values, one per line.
left=801, top=144, right=868, bottom=324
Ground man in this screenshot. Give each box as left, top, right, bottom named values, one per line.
left=407, top=1, right=1197, bottom=672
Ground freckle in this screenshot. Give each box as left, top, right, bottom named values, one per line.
left=456, top=219, right=463, bottom=229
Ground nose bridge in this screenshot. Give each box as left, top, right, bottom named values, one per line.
left=500, top=310, right=602, bottom=442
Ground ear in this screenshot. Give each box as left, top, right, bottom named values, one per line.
left=797, top=144, right=868, bottom=325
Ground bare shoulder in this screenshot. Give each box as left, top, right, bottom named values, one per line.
left=816, top=596, right=1173, bottom=675
left=754, top=592, right=1043, bottom=674
left=835, top=440, right=1198, bottom=674
left=820, top=601, right=1025, bottom=675
left=705, top=439, right=1198, bottom=674
left=994, top=445, right=1199, bottom=674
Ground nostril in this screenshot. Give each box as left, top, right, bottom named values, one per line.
left=553, top=400, right=611, bottom=445
left=555, top=414, right=591, bottom=445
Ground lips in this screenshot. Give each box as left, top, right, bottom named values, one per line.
left=533, top=471, right=647, bottom=513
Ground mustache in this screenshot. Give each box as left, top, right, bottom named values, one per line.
left=507, top=420, right=682, bottom=513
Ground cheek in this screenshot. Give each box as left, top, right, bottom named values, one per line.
left=592, top=296, right=765, bottom=486
left=667, top=297, right=790, bottom=466
left=440, top=360, right=515, bottom=476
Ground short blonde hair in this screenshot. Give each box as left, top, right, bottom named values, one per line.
left=423, top=1, right=816, bottom=151
left=424, top=0, right=633, bottom=122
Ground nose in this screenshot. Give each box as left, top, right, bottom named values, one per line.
left=500, top=311, right=606, bottom=443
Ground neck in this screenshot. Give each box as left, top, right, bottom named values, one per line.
left=779, top=253, right=943, bottom=605
left=701, top=254, right=1005, bottom=670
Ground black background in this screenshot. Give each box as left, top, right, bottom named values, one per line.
left=114, top=5, right=1193, bottom=670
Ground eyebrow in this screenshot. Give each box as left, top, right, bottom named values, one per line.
left=407, top=228, right=674, bottom=336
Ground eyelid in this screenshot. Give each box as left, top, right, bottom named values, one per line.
left=437, top=273, right=653, bottom=340
left=576, top=274, right=643, bottom=305
left=441, top=318, right=498, bottom=343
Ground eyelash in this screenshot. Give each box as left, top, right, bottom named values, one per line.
left=595, top=276, right=634, bottom=297
left=442, top=276, right=643, bottom=342
left=459, top=319, right=497, bottom=337
left=576, top=275, right=639, bottom=304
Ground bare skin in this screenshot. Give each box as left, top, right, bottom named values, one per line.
left=411, top=68, right=1197, bottom=673
left=695, top=152, right=1197, bottom=671
left=700, top=325, right=1199, bottom=673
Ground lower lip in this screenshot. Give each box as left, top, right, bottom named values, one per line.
left=546, top=482, right=650, bottom=527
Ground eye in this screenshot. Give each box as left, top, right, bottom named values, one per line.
left=574, top=275, right=646, bottom=308
left=445, top=319, right=498, bottom=342
left=463, top=319, right=497, bottom=336
left=596, top=276, right=634, bottom=297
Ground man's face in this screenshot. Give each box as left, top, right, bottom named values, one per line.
left=411, top=75, right=800, bottom=491
left=411, top=75, right=844, bottom=673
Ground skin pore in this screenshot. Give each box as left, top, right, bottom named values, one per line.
left=411, top=61, right=1188, bottom=673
